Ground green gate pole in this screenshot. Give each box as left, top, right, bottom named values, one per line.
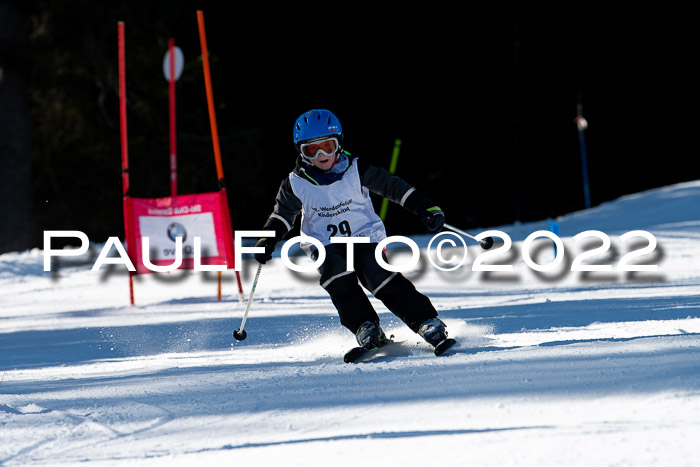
left=379, top=138, right=402, bottom=221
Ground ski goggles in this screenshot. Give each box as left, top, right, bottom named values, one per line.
left=300, top=137, right=339, bottom=160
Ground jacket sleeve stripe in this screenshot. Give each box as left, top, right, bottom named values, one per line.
left=399, top=187, right=416, bottom=207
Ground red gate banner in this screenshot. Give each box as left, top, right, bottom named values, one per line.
left=124, top=191, right=235, bottom=274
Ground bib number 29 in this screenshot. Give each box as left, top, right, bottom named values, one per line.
left=328, top=220, right=352, bottom=238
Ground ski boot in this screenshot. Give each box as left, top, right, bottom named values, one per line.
left=355, top=320, right=389, bottom=350
left=418, top=318, right=456, bottom=355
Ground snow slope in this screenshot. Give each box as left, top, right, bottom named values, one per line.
left=2, top=181, right=700, bottom=466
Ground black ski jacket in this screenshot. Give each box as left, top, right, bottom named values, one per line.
left=261, top=151, right=435, bottom=242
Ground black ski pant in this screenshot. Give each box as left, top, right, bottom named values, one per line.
left=316, top=243, right=438, bottom=334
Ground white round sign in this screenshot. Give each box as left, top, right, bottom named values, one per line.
left=163, top=46, right=184, bottom=81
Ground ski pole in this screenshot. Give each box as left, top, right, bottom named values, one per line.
left=233, top=263, right=263, bottom=341
left=443, top=223, right=494, bottom=250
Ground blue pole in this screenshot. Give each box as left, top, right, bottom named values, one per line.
left=549, top=220, right=560, bottom=258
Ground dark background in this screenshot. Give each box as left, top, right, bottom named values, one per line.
left=0, top=1, right=696, bottom=253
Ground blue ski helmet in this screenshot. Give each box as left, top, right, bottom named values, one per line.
left=293, top=109, right=343, bottom=152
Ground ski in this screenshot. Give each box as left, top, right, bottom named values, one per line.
left=343, top=337, right=457, bottom=363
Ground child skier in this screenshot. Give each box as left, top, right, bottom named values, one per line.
left=254, top=109, right=450, bottom=352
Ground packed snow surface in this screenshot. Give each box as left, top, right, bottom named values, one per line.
left=2, top=181, right=700, bottom=466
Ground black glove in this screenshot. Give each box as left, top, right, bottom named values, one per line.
left=419, top=206, right=445, bottom=233
left=254, top=237, right=277, bottom=264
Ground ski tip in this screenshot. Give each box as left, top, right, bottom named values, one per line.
left=343, top=338, right=397, bottom=363
left=343, top=346, right=366, bottom=363
left=434, top=338, right=457, bottom=356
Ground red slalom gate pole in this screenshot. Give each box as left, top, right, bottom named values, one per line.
left=197, top=11, right=224, bottom=185
left=197, top=10, right=245, bottom=303
left=118, top=23, right=129, bottom=197
left=118, top=22, right=135, bottom=305
left=168, top=38, right=178, bottom=197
